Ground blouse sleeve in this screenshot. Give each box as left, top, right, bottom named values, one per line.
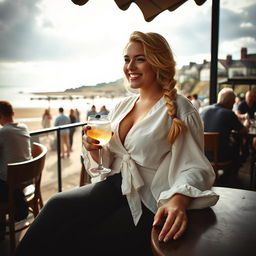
left=151, top=110, right=219, bottom=210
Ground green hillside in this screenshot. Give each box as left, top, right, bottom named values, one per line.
left=65, top=78, right=126, bottom=96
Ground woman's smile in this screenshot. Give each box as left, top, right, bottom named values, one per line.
left=123, top=41, right=157, bottom=90
left=128, top=73, right=141, bottom=81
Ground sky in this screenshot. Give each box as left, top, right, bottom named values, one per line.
left=0, top=0, right=255, bottom=92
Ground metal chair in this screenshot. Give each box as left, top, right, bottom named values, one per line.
left=204, top=132, right=233, bottom=184
left=0, top=142, right=47, bottom=252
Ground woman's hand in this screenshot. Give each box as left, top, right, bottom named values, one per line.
left=82, top=125, right=114, bottom=162
left=153, top=194, right=191, bottom=242
left=82, top=126, right=102, bottom=162
left=83, top=126, right=102, bottom=151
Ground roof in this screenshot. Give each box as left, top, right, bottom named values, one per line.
left=219, top=59, right=228, bottom=69
left=247, top=54, right=256, bottom=61
left=229, top=60, right=256, bottom=69
left=219, top=77, right=256, bottom=85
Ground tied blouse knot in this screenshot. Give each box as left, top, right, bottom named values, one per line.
left=118, top=153, right=145, bottom=224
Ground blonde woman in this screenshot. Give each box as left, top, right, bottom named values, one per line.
left=16, top=32, right=218, bottom=256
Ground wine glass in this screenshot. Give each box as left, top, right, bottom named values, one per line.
left=86, top=115, right=112, bottom=177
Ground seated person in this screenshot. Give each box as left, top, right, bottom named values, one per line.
left=15, top=31, right=218, bottom=256
left=235, top=90, right=256, bottom=159
left=200, top=88, right=248, bottom=173
left=0, top=101, right=32, bottom=237
left=236, top=90, right=256, bottom=120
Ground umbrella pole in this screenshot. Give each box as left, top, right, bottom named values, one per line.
left=209, top=0, right=220, bottom=104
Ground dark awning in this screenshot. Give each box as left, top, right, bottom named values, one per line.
left=71, top=0, right=207, bottom=22
left=219, top=77, right=256, bottom=91
left=219, top=78, right=256, bottom=86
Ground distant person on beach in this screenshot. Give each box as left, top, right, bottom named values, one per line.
left=98, top=105, right=110, bottom=116
left=69, top=109, right=77, bottom=151
left=0, top=100, right=31, bottom=235
left=75, top=108, right=80, bottom=122
left=86, top=105, right=97, bottom=119
left=54, top=107, right=71, bottom=158
left=41, top=108, right=52, bottom=129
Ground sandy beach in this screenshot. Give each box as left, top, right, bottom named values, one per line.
left=13, top=107, right=87, bottom=131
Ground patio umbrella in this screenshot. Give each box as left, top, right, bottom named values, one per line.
left=72, top=0, right=206, bottom=21
left=71, top=0, right=219, bottom=103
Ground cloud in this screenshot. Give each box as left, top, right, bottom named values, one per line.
left=0, top=0, right=71, bottom=62
left=173, top=1, right=256, bottom=59
left=1, top=0, right=255, bottom=63
left=220, top=3, right=256, bottom=40
left=0, top=0, right=255, bottom=89
left=219, top=2, right=256, bottom=58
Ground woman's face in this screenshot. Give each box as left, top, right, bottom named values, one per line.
left=123, top=41, right=157, bottom=90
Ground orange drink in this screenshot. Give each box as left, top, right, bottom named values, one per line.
left=86, top=115, right=112, bottom=177
left=87, top=125, right=111, bottom=145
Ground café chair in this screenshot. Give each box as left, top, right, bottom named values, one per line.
left=204, top=132, right=233, bottom=184
left=0, top=142, right=47, bottom=252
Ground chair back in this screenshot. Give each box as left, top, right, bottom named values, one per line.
left=2, top=142, right=47, bottom=252
left=7, top=142, right=47, bottom=206
left=204, top=132, right=219, bottom=164
left=204, top=132, right=233, bottom=185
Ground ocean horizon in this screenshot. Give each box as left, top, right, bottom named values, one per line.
left=0, top=85, right=124, bottom=111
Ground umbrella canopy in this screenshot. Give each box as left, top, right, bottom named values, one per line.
left=71, top=0, right=207, bottom=21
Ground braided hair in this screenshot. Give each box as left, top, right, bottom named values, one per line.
left=128, top=31, right=187, bottom=144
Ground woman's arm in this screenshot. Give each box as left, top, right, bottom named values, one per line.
left=153, top=193, right=192, bottom=242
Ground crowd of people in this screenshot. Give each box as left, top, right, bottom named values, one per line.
left=200, top=89, right=256, bottom=184
left=86, top=105, right=110, bottom=119
left=40, top=105, right=109, bottom=157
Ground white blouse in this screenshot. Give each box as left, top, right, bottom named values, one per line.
left=83, top=94, right=219, bottom=225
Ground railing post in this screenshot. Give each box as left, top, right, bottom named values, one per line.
left=56, top=129, right=62, bottom=192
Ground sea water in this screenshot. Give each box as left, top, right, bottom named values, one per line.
left=0, top=84, right=125, bottom=122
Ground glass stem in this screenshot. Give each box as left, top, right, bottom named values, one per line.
left=98, top=148, right=103, bottom=169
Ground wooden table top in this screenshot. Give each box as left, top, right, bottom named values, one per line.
left=151, top=187, right=256, bottom=256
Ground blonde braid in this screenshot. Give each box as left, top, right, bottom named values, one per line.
left=162, top=79, right=187, bottom=144
left=128, top=31, right=187, bottom=144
